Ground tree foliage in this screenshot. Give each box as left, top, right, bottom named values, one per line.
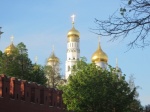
left=0, top=42, right=47, bottom=85
left=29, top=64, right=47, bottom=85
left=94, top=0, right=150, bottom=48
left=144, top=104, right=150, bottom=112
left=61, top=59, right=141, bottom=112
left=44, top=65, right=62, bottom=88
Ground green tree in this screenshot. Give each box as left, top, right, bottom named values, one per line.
left=29, top=64, right=47, bottom=85
left=0, top=42, right=47, bottom=85
left=129, top=99, right=143, bottom=112
left=0, top=51, right=21, bottom=77
left=16, top=42, right=32, bottom=79
left=61, top=59, right=139, bottom=112
left=44, top=65, right=61, bottom=88
left=144, top=104, right=150, bottom=112
left=94, top=0, right=150, bottom=48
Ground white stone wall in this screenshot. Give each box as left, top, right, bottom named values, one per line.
left=65, top=39, right=80, bottom=79
left=95, top=62, right=107, bottom=69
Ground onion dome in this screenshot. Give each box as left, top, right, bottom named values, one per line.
left=67, top=14, right=80, bottom=42
left=4, top=42, right=17, bottom=55
left=67, top=26, right=80, bottom=37
left=47, top=52, right=59, bottom=63
left=91, top=42, right=108, bottom=63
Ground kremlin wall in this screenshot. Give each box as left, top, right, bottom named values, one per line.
left=0, top=74, right=66, bottom=112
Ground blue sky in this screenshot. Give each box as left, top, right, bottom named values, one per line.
left=0, top=0, right=149, bottom=106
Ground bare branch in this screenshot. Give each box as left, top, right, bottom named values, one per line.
left=92, top=0, right=150, bottom=48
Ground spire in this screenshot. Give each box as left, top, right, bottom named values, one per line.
left=51, top=45, right=55, bottom=57
left=115, top=58, right=122, bottom=77
left=35, top=56, right=38, bottom=64
left=52, top=45, right=55, bottom=53
left=10, top=35, right=14, bottom=43
left=98, top=35, right=101, bottom=49
left=116, top=58, right=118, bottom=68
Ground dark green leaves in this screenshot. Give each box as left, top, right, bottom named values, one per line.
left=60, top=60, right=139, bottom=112
left=0, top=42, right=47, bottom=85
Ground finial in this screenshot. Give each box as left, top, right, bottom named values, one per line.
left=71, top=14, right=75, bottom=25
left=10, top=35, right=14, bottom=43
left=98, top=35, right=100, bottom=43
left=35, top=56, right=38, bottom=64
left=116, top=58, right=118, bottom=67
left=52, top=45, right=55, bottom=53
left=97, top=35, right=101, bottom=49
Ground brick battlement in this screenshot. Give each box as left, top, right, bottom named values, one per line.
left=0, top=74, right=66, bottom=112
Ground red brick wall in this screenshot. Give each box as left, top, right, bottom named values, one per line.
left=0, top=74, right=66, bottom=112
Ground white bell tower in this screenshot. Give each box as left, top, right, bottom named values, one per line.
left=65, top=15, right=80, bottom=79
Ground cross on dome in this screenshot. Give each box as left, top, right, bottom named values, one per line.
left=98, top=35, right=101, bottom=43
left=10, top=35, right=14, bottom=43
left=71, top=14, right=75, bottom=24
left=116, top=58, right=118, bottom=67
left=52, top=45, right=55, bottom=52
left=35, top=56, right=38, bottom=64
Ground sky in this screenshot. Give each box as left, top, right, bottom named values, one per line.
left=0, top=0, right=150, bottom=106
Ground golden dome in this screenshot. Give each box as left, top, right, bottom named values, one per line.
left=67, top=26, right=80, bottom=37
left=4, top=43, right=17, bottom=55
left=48, top=52, right=59, bottom=63
left=91, top=42, right=108, bottom=63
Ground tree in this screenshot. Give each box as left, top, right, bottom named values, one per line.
left=129, top=99, right=143, bottom=112
left=16, top=42, right=31, bottom=79
left=17, top=42, right=28, bottom=57
left=94, top=0, right=150, bottom=48
left=0, top=42, right=32, bottom=79
left=128, top=75, right=143, bottom=112
left=0, top=42, right=47, bottom=85
left=0, top=51, right=22, bottom=78
left=60, top=59, right=140, bottom=112
left=29, top=64, right=47, bottom=85
left=44, top=65, right=61, bottom=88
left=144, top=104, right=150, bottom=112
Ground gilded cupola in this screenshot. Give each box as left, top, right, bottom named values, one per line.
left=67, top=14, right=80, bottom=42
left=47, top=51, right=59, bottom=63
left=91, top=42, right=108, bottom=63
left=67, top=26, right=80, bottom=37
left=4, top=36, right=18, bottom=55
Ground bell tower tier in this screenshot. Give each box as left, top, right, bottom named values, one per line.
left=65, top=15, right=80, bottom=79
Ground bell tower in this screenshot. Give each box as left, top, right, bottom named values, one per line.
left=65, top=15, right=80, bottom=79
